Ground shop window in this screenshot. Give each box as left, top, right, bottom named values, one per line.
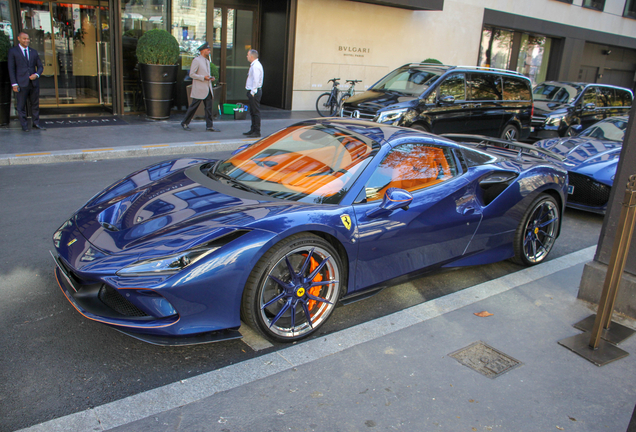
left=516, top=34, right=551, bottom=86
left=582, top=0, right=605, bottom=11
left=478, top=27, right=513, bottom=70
left=120, top=0, right=168, bottom=112
left=625, top=0, right=636, bottom=18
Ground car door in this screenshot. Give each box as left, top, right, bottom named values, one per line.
left=351, top=142, right=482, bottom=291
left=465, top=73, right=505, bottom=136
left=577, top=86, right=603, bottom=130
left=429, top=73, right=471, bottom=134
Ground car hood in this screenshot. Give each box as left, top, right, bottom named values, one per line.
left=535, top=136, right=621, bottom=183
left=343, top=90, right=418, bottom=112
left=72, top=163, right=301, bottom=256
left=533, top=101, right=571, bottom=117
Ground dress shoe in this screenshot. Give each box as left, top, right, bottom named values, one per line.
left=245, top=132, right=261, bottom=138
left=242, top=130, right=254, bottom=135
left=32, top=124, right=46, bottom=130
left=206, top=127, right=220, bottom=132
left=22, top=128, right=30, bottom=132
left=181, top=123, right=191, bottom=131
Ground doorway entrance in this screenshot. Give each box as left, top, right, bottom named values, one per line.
left=212, top=4, right=257, bottom=104
left=18, top=0, right=112, bottom=111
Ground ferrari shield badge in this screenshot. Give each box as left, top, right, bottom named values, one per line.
left=340, top=214, right=352, bottom=230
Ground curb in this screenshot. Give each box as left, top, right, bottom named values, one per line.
left=0, top=139, right=257, bottom=166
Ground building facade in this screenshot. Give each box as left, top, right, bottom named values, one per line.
left=1, top=0, right=635, bottom=116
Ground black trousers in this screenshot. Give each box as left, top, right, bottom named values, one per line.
left=247, top=89, right=262, bottom=133
left=182, top=92, right=214, bottom=128
left=16, top=81, right=40, bottom=130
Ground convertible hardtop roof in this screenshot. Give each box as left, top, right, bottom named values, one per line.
left=442, top=134, right=565, bottom=162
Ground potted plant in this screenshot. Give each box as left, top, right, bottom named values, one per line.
left=0, top=32, right=11, bottom=126
left=136, top=29, right=180, bottom=120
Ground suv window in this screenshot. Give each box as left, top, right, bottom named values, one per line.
left=468, top=74, right=502, bottom=101
left=615, top=89, right=633, bottom=107
left=598, top=87, right=615, bottom=107
left=582, top=87, right=597, bottom=106
left=534, top=83, right=584, bottom=103
left=372, top=68, right=440, bottom=96
left=504, top=77, right=531, bottom=101
left=438, top=73, right=466, bottom=101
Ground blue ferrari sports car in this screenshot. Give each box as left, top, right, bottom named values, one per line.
left=534, top=116, right=628, bottom=214
left=52, top=119, right=567, bottom=344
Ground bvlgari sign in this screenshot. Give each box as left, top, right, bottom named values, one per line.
left=339, top=46, right=371, bottom=58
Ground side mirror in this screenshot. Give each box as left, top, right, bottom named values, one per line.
left=366, top=188, right=413, bottom=218
left=584, top=102, right=596, bottom=111
left=438, top=95, right=455, bottom=104
left=569, top=124, right=583, bottom=136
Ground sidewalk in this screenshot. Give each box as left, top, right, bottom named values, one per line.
left=0, top=109, right=318, bottom=165
left=17, top=246, right=636, bottom=432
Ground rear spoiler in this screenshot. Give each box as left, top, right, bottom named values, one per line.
left=441, top=134, right=566, bottom=163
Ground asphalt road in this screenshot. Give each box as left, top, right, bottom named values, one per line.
left=0, top=153, right=605, bottom=432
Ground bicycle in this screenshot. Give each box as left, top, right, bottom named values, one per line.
left=338, top=79, right=361, bottom=112
left=315, top=78, right=341, bottom=117
left=316, top=78, right=362, bottom=117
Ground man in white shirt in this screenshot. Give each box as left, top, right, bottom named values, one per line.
left=243, top=49, right=263, bottom=138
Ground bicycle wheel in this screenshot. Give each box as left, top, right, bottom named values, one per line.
left=316, top=93, right=337, bottom=117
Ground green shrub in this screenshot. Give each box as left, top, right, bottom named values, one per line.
left=422, top=58, right=443, bottom=64
left=210, top=62, right=219, bottom=86
left=0, top=33, right=10, bottom=62
left=136, top=29, right=179, bottom=65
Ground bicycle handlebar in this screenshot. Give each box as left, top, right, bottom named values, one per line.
left=346, top=80, right=362, bottom=84
left=328, top=78, right=341, bottom=83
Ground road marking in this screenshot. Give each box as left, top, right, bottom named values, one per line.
left=16, top=152, right=51, bottom=157
left=15, top=246, right=596, bottom=432
left=239, top=322, right=274, bottom=351
left=81, top=148, right=114, bottom=152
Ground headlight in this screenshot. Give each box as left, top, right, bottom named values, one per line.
left=375, top=108, right=409, bottom=124
left=117, top=245, right=221, bottom=276
left=546, top=114, right=566, bottom=126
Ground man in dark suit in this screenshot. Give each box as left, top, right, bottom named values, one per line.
left=8, top=32, right=45, bottom=132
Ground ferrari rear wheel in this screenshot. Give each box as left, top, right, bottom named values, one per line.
left=512, top=194, right=560, bottom=266
left=241, top=233, right=344, bottom=342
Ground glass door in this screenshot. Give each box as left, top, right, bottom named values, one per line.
left=18, top=0, right=112, bottom=110
left=212, top=5, right=256, bottom=103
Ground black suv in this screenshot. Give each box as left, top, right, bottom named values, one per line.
left=341, top=64, right=533, bottom=140
left=530, top=81, right=633, bottom=139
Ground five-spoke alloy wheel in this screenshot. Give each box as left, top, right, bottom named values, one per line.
left=242, top=234, right=344, bottom=342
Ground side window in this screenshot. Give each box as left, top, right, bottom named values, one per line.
left=467, top=74, right=502, bottom=101
left=364, top=144, right=458, bottom=202
left=438, top=73, right=466, bottom=101
left=503, top=77, right=531, bottom=101
left=615, top=89, right=633, bottom=107
left=582, top=87, right=598, bottom=106
left=598, top=87, right=615, bottom=107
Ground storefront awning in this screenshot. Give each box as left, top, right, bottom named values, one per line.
left=348, top=0, right=443, bottom=10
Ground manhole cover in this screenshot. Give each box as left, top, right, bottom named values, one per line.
left=449, top=341, right=522, bottom=379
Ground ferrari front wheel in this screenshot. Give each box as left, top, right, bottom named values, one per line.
left=512, top=194, right=560, bottom=266
left=241, top=233, right=344, bottom=342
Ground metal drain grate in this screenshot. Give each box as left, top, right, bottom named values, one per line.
left=449, top=341, right=522, bottom=379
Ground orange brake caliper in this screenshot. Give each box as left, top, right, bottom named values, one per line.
left=305, top=255, right=324, bottom=311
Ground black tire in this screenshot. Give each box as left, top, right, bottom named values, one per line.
left=241, top=233, right=345, bottom=342
left=316, top=93, right=337, bottom=117
left=511, top=194, right=560, bottom=266
left=410, top=124, right=430, bottom=133
left=501, top=124, right=519, bottom=141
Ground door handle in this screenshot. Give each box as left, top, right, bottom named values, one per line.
left=472, top=103, right=481, bottom=108
left=462, top=207, right=476, bottom=216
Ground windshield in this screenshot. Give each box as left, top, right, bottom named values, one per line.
left=579, top=118, right=628, bottom=142
left=533, top=83, right=584, bottom=103
left=214, top=124, right=381, bottom=204
left=371, top=67, right=440, bottom=96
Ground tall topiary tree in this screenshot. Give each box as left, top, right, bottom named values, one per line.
left=209, top=61, right=219, bottom=86
left=422, top=58, right=443, bottom=65
left=136, top=29, right=179, bottom=65
left=0, top=32, right=11, bottom=62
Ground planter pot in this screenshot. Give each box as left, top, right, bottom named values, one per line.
left=139, top=63, right=178, bottom=120
left=0, top=61, right=11, bottom=126
left=186, top=83, right=224, bottom=119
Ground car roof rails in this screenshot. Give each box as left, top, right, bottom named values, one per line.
left=454, top=65, right=526, bottom=76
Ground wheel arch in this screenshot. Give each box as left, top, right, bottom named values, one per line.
left=308, top=230, right=351, bottom=297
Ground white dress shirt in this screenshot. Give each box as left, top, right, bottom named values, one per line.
left=245, top=59, right=263, bottom=95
